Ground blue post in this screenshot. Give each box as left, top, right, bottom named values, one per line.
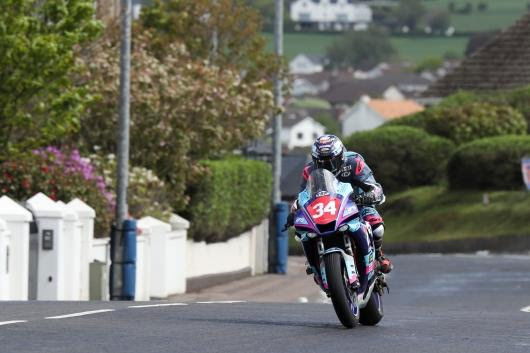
left=275, top=202, right=289, bottom=274
left=110, top=219, right=137, bottom=300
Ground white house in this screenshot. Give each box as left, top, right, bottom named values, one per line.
left=282, top=114, right=326, bottom=150
left=290, top=0, right=372, bottom=31
left=289, top=54, right=327, bottom=75
left=341, top=96, right=424, bottom=136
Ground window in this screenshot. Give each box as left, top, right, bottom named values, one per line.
left=297, top=132, right=304, bottom=140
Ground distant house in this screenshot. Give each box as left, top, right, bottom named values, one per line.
left=290, top=0, right=372, bottom=31
left=423, top=13, right=530, bottom=99
left=282, top=113, right=326, bottom=150
left=289, top=54, right=328, bottom=75
left=341, top=96, right=424, bottom=136
left=320, top=72, right=430, bottom=108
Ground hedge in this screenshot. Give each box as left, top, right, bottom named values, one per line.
left=448, top=135, right=530, bottom=190
left=388, top=101, right=527, bottom=145
left=343, top=126, right=455, bottom=193
left=185, top=158, right=272, bottom=243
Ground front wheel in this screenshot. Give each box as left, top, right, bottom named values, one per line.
left=360, top=291, right=384, bottom=325
left=324, top=252, right=359, bottom=328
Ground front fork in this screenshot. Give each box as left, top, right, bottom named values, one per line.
left=315, top=222, right=378, bottom=295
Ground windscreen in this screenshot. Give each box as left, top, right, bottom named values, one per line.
left=306, top=168, right=339, bottom=198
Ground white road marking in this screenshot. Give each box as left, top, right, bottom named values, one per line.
left=196, top=301, right=246, bottom=304
left=129, top=303, right=188, bottom=309
left=45, top=309, right=115, bottom=320
left=0, top=320, right=27, bottom=326
left=297, top=297, right=309, bottom=303
left=520, top=306, right=530, bottom=313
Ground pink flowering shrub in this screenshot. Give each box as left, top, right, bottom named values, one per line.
left=0, top=147, right=113, bottom=236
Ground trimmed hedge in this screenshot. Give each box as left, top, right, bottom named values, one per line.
left=448, top=135, right=530, bottom=190
left=344, top=126, right=455, bottom=193
left=388, top=102, right=527, bottom=145
left=186, top=158, right=272, bottom=243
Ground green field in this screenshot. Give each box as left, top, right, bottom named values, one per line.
left=423, top=0, right=526, bottom=32
left=382, top=186, right=530, bottom=243
left=264, top=32, right=468, bottom=64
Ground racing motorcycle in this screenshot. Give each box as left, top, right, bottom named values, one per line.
left=293, top=168, right=388, bottom=328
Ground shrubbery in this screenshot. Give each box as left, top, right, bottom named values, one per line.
left=0, top=148, right=113, bottom=236
left=448, top=135, right=530, bottom=190
left=343, top=126, right=455, bottom=192
left=185, top=158, right=272, bottom=243
left=91, top=154, right=174, bottom=222
left=389, top=100, right=526, bottom=144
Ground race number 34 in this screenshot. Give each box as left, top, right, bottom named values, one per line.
left=312, top=201, right=336, bottom=219
left=308, top=196, right=341, bottom=224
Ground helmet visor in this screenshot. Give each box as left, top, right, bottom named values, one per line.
left=314, top=154, right=342, bottom=173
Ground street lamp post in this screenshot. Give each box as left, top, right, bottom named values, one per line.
left=110, top=0, right=132, bottom=300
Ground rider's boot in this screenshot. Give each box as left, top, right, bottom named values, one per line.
left=375, top=247, right=393, bottom=274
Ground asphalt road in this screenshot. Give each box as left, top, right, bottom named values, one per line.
left=1, top=254, right=529, bottom=353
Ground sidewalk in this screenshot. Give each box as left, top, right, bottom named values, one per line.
left=169, top=257, right=325, bottom=303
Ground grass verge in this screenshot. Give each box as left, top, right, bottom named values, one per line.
left=381, top=186, right=530, bottom=243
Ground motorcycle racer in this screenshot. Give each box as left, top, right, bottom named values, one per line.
left=287, top=134, right=393, bottom=274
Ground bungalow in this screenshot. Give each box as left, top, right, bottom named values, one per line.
left=282, top=113, right=326, bottom=150
left=341, top=96, right=424, bottom=136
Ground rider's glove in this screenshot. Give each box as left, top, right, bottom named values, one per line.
left=282, top=212, right=294, bottom=232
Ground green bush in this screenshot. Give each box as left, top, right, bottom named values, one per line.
left=91, top=154, right=173, bottom=222
left=185, top=158, right=272, bottom=243
left=448, top=135, right=530, bottom=190
left=500, top=86, right=530, bottom=133
left=344, top=126, right=455, bottom=193
left=388, top=99, right=527, bottom=145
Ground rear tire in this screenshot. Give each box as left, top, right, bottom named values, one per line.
left=360, top=291, right=384, bottom=326
left=324, top=252, right=359, bottom=328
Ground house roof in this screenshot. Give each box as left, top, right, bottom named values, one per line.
left=281, top=153, right=310, bottom=200
left=423, top=13, right=530, bottom=97
left=320, top=73, right=430, bottom=105
left=366, top=99, right=424, bottom=120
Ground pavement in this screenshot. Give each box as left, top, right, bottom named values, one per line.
left=1, top=254, right=530, bottom=353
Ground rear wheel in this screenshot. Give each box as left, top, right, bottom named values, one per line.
left=360, top=291, right=384, bottom=325
left=324, top=252, right=359, bottom=328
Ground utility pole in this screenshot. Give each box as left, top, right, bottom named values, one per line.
left=111, top=0, right=132, bottom=300
left=269, top=0, right=289, bottom=274
left=272, top=0, right=283, bottom=204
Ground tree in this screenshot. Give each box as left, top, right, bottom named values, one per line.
left=76, top=29, right=275, bottom=210
left=140, top=0, right=280, bottom=85
left=427, top=10, right=451, bottom=33
left=395, top=0, right=426, bottom=32
left=326, top=28, right=396, bottom=70
left=0, top=0, right=101, bottom=155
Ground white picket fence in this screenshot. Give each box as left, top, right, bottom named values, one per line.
left=0, top=192, right=269, bottom=301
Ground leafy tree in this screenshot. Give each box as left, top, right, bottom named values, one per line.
left=140, top=0, right=280, bottom=84
left=326, top=28, right=396, bottom=70
left=76, top=29, right=274, bottom=210
left=314, top=113, right=341, bottom=137
left=414, top=57, right=444, bottom=73
left=0, top=0, right=101, bottom=155
left=427, top=10, right=451, bottom=33
left=395, top=0, right=426, bottom=32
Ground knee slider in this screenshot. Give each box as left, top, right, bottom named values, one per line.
left=372, top=223, right=384, bottom=241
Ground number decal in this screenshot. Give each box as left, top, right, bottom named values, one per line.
left=311, top=201, right=337, bottom=219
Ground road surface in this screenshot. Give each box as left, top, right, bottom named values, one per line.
left=1, top=254, right=529, bottom=353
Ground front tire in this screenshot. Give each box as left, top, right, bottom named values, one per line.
left=324, top=252, right=359, bottom=328
left=360, top=291, right=384, bottom=325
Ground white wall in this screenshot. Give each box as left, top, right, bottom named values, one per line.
left=290, top=0, right=372, bottom=24
left=341, top=99, right=386, bottom=136
left=285, top=117, right=326, bottom=150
